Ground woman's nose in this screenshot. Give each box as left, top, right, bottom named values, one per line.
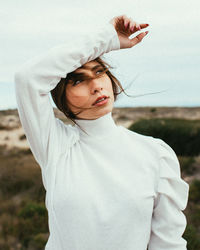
left=90, top=78, right=103, bottom=94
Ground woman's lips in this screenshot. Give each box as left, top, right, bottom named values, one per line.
left=93, top=95, right=108, bottom=105
left=93, top=97, right=109, bottom=106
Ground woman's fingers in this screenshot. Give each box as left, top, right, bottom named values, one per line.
left=130, top=21, right=140, bottom=32
left=139, top=23, right=149, bottom=29
left=130, top=31, right=149, bottom=47
left=123, top=17, right=149, bottom=33
left=124, top=17, right=137, bottom=31
left=118, top=15, right=149, bottom=33
left=124, top=18, right=129, bottom=29
left=129, top=22, right=149, bottom=33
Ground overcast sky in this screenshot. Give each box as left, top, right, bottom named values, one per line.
left=0, top=0, right=199, bottom=110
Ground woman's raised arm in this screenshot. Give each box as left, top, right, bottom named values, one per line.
left=14, top=20, right=121, bottom=178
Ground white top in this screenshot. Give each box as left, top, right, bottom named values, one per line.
left=14, top=22, right=189, bottom=250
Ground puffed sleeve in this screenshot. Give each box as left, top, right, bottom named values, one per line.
left=148, top=138, right=189, bottom=250
left=14, top=22, right=120, bottom=183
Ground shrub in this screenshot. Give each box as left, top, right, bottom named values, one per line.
left=128, top=118, right=200, bottom=156
left=19, top=134, right=26, bottom=140
left=0, top=157, right=42, bottom=199
left=15, top=201, right=48, bottom=248
left=18, top=202, right=47, bottom=219
left=150, top=108, right=156, bottom=113
left=28, top=233, right=49, bottom=250
left=178, top=156, right=197, bottom=175
left=183, top=224, right=200, bottom=250
left=0, top=213, right=14, bottom=239
left=189, top=179, right=200, bottom=203
left=0, top=170, right=34, bottom=197
left=190, top=205, right=200, bottom=228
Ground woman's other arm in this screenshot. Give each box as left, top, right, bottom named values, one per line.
left=148, top=139, right=189, bottom=250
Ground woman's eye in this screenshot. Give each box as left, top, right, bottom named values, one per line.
left=73, top=80, right=82, bottom=86
left=96, top=70, right=104, bottom=75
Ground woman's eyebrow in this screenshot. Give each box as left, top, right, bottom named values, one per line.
left=67, top=64, right=104, bottom=82
left=73, top=65, right=103, bottom=78
left=82, top=64, right=102, bottom=71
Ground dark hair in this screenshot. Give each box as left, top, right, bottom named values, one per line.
left=50, top=56, right=130, bottom=127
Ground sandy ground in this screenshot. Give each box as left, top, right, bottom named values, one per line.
left=0, top=127, right=29, bottom=150
left=0, top=107, right=200, bottom=150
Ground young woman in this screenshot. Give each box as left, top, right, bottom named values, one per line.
left=14, top=14, right=189, bottom=250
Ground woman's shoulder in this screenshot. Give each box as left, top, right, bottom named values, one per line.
left=118, top=125, right=156, bottom=143
left=118, top=125, right=172, bottom=156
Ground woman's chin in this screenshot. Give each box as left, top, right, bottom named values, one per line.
left=77, top=107, right=113, bottom=120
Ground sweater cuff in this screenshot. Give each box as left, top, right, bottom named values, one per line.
left=106, top=23, right=121, bottom=51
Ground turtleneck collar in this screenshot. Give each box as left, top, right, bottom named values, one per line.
left=74, top=111, right=118, bottom=139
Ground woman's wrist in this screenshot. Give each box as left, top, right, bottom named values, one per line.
left=107, top=22, right=121, bottom=51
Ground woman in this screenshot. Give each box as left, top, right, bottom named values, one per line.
left=14, top=14, right=189, bottom=250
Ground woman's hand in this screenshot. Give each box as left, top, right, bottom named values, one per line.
left=109, top=14, right=149, bottom=49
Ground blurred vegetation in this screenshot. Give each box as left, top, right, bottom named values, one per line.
left=150, top=107, right=157, bottom=113
left=0, top=146, right=48, bottom=249
left=129, top=118, right=200, bottom=156
left=183, top=180, right=200, bottom=249
left=129, top=117, right=200, bottom=249
left=0, top=117, right=200, bottom=249
left=189, top=179, right=200, bottom=203
left=183, top=224, right=200, bottom=249
left=178, top=156, right=197, bottom=176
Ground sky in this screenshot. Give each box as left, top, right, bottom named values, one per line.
left=0, top=0, right=200, bottom=110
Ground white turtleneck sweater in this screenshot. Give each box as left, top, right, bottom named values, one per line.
left=14, top=22, right=189, bottom=250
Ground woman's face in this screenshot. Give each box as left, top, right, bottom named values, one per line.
left=65, top=60, right=114, bottom=120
